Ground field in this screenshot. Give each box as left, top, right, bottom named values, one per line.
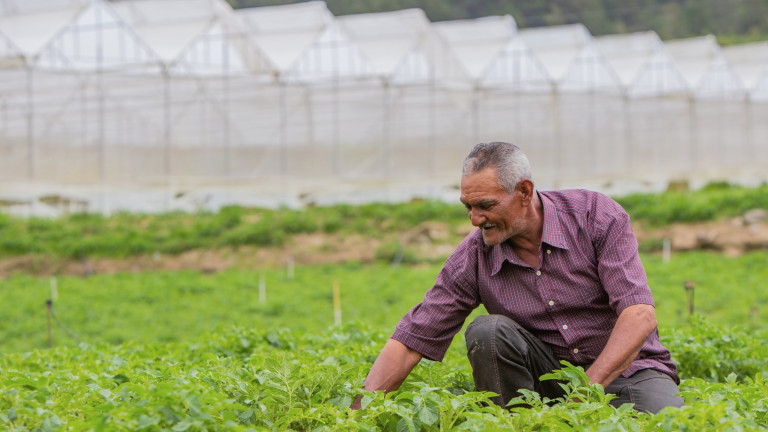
left=2, top=252, right=768, bottom=430
left=2, top=251, right=768, bottom=353
left=2, top=184, right=768, bottom=430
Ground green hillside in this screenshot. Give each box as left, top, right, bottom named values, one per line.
left=227, top=0, right=768, bottom=43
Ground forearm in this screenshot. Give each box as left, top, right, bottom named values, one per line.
left=586, top=304, right=657, bottom=388
left=351, top=338, right=423, bottom=409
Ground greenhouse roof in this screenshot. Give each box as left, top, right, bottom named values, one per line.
left=594, top=31, right=661, bottom=85
left=337, top=8, right=469, bottom=85
left=519, top=23, right=619, bottom=91
left=284, top=22, right=373, bottom=83
left=0, top=29, right=23, bottom=67
left=235, top=0, right=371, bottom=82
left=0, top=0, right=84, bottom=62
left=0, top=0, right=163, bottom=71
left=477, top=37, right=551, bottom=91
left=433, top=15, right=516, bottom=80
left=0, top=0, right=82, bottom=14
left=111, top=0, right=230, bottom=63
left=518, top=23, right=592, bottom=81
left=112, top=0, right=273, bottom=76
left=722, top=41, right=768, bottom=90
left=664, top=35, right=744, bottom=98
left=236, top=1, right=329, bottom=73
left=594, top=31, right=687, bottom=96
left=337, top=9, right=431, bottom=79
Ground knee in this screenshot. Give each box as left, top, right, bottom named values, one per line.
left=608, top=370, right=685, bottom=414
left=465, top=314, right=524, bottom=352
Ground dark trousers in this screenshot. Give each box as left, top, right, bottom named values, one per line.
left=464, top=314, right=684, bottom=414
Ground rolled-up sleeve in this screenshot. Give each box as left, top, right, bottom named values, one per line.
left=392, top=233, right=482, bottom=361
left=592, top=199, right=655, bottom=315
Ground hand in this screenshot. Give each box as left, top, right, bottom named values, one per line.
left=350, top=394, right=364, bottom=410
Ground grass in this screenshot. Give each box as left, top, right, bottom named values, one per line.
left=1, top=182, right=766, bottom=259
left=2, top=251, right=766, bottom=354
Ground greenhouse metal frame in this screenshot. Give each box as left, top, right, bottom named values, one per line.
left=0, top=0, right=766, bottom=214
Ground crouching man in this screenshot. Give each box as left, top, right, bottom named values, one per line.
left=352, top=142, right=684, bottom=414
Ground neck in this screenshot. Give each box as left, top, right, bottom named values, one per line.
left=510, top=191, right=544, bottom=252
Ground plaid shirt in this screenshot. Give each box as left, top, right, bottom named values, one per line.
left=392, top=189, right=678, bottom=383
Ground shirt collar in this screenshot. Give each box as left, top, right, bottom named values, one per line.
left=489, top=191, right=569, bottom=275
left=539, top=191, right=569, bottom=251
left=490, top=240, right=515, bottom=275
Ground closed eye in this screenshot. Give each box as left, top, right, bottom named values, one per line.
left=463, top=201, right=495, bottom=212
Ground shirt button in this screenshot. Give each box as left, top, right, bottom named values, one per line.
left=536, top=270, right=542, bottom=276
left=548, top=300, right=555, bottom=306
left=546, top=249, right=551, bottom=254
left=562, top=324, right=568, bottom=330
left=573, top=348, right=579, bottom=354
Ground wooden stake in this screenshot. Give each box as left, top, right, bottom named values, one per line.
left=684, top=280, right=695, bottom=316
left=333, top=280, right=342, bottom=326
left=662, top=238, right=671, bottom=263
left=50, top=277, right=58, bottom=301
left=259, top=273, right=266, bottom=304
left=46, top=299, right=52, bottom=348
left=286, top=256, right=295, bottom=280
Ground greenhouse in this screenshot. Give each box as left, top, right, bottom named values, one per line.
left=723, top=41, right=768, bottom=101
left=0, top=0, right=766, bottom=214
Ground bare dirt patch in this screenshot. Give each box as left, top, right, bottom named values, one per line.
left=1, top=216, right=766, bottom=278
left=642, top=215, right=768, bottom=257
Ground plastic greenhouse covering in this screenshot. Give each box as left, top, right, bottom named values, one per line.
left=0, top=0, right=766, bottom=214
left=723, top=41, right=768, bottom=101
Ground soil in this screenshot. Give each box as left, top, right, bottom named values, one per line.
left=1, top=215, right=766, bottom=278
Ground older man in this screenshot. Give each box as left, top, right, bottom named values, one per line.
left=353, top=142, right=683, bottom=413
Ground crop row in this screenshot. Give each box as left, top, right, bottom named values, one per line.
left=1, top=320, right=767, bottom=431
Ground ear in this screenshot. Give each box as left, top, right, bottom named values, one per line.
left=517, top=179, right=534, bottom=205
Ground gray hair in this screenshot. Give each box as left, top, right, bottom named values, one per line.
left=462, top=142, right=533, bottom=193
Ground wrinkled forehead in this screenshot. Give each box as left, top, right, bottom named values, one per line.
left=461, top=168, right=501, bottom=188
left=460, top=169, right=506, bottom=199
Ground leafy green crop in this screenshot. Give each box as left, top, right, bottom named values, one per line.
left=2, top=321, right=768, bottom=430
left=644, top=251, right=768, bottom=329
left=664, top=316, right=768, bottom=383
left=1, top=182, right=765, bottom=259
left=0, top=200, right=470, bottom=259
left=0, top=254, right=766, bottom=429
left=2, top=183, right=766, bottom=429
left=616, top=182, right=768, bottom=227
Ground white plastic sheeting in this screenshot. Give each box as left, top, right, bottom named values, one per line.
left=593, top=31, right=693, bottom=180
left=236, top=1, right=372, bottom=83
left=518, top=23, right=620, bottom=92
left=0, top=0, right=766, bottom=213
left=338, top=9, right=470, bottom=86
left=433, top=15, right=556, bottom=178
left=594, top=31, right=688, bottom=97
left=433, top=15, right=517, bottom=81
left=0, top=29, right=22, bottom=68
left=335, top=9, right=474, bottom=181
left=723, top=41, right=768, bottom=101
left=0, top=0, right=84, bottom=66
left=665, top=35, right=745, bottom=99
left=0, top=0, right=168, bottom=185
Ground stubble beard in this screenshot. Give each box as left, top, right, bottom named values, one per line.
left=481, top=218, right=526, bottom=247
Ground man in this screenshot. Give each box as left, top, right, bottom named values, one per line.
left=352, top=142, right=683, bottom=413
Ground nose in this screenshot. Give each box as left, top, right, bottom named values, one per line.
left=468, top=209, right=485, bottom=227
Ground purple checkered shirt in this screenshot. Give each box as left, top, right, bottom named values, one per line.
left=392, top=189, right=678, bottom=383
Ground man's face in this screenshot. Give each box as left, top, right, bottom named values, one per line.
left=460, top=168, right=524, bottom=246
